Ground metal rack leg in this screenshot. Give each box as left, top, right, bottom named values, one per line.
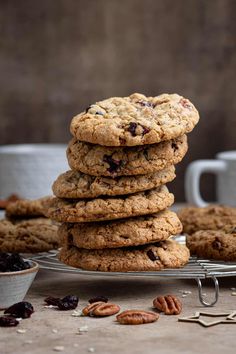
left=195, top=277, right=219, bottom=307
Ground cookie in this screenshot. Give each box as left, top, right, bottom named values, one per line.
left=67, top=135, right=188, bottom=177
left=44, top=185, right=174, bottom=223
left=0, top=194, right=20, bottom=210
left=0, top=218, right=59, bottom=253
left=59, top=210, right=183, bottom=249
left=52, top=166, right=176, bottom=199
left=186, top=229, right=236, bottom=261
left=5, top=197, right=51, bottom=218
left=178, top=205, right=236, bottom=235
left=70, top=93, right=199, bottom=146
left=59, top=239, right=190, bottom=272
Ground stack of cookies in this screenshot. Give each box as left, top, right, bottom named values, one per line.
left=45, top=93, right=199, bottom=272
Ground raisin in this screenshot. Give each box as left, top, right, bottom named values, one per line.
left=119, top=137, right=126, bottom=145
left=44, top=295, right=79, bottom=310
left=179, top=98, right=192, bottom=109
left=136, top=100, right=154, bottom=108
left=0, top=253, right=30, bottom=273
left=4, top=301, right=34, bottom=319
left=142, top=126, right=150, bottom=135
left=128, top=122, right=138, bottom=136
left=57, top=295, right=79, bottom=311
left=147, top=250, right=159, bottom=261
left=103, top=155, right=123, bottom=174
left=0, top=316, right=19, bottom=327
left=44, top=296, right=61, bottom=306
left=89, top=296, right=108, bottom=304
left=128, top=122, right=150, bottom=137
left=171, top=142, right=178, bottom=152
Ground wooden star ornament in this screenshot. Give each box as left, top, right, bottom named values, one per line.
left=178, top=311, right=236, bottom=327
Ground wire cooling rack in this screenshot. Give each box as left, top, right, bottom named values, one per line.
left=30, top=248, right=236, bottom=307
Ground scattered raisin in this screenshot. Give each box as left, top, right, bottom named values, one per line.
left=0, top=316, right=19, bottom=327
left=4, top=301, right=34, bottom=319
left=57, top=295, right=79, bottom=311
left=103, top=155, right=123, bottom=174
left=147, top=250, right=159, bottom=261
left=44, top=296, right=61, bottom=306
left=88, top=296, right=108, bottom=304
left=44, top=295, right=79, bottom=310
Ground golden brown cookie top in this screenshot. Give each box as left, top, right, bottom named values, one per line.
left=44, top=185, right=174, bottom=223
left=70, top=93, right=199, bottom=146
left=59, top=210, right=182, bottom=249
left=67, top=135, right=188, bottom=177
left=52, top=166, right=176, bottom=199
left=59, top=239, right=190, bottom=272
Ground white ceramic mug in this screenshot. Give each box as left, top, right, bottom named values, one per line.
left=0, top=144, right=68, bottom=199
left=185, top=151, right=236, bottom=207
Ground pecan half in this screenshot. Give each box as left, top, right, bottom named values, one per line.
left=116, top=310, right=159, bottom=325
left=82, top=302, right=120, bottom=317
left=153, top=295, right=182, bottom=315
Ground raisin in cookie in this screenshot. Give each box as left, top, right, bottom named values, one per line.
left=5, top=197, right=51, bottom=218
left=59, top=210, right=182, bottom=249
left=70, top=93, right=199, bottom=146
left=67, top=135, right=188, bottom=177
left=0, top=218, right=59, bottom=253
left=59, top=239, right=190, bottom=272
left=52, top=166, right=175, bottom=199
left=45, top=185, right=174, bottom=223
left=186, top=229, right=236, bottom=261
left=178, top=205, right=236, bottom=235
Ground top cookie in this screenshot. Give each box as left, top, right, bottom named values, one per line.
left=70, top=93, right=199, bottom=146
left=178, top=205, right=236, bottom=235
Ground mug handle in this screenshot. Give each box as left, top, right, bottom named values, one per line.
left=185, top=160, right=227, bottom=207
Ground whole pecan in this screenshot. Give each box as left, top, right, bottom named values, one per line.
left=82, top=301, right=120, bottom=317
left=153, top=295, right=182, bottom=315
left=116, top=310, right=159, bottom=325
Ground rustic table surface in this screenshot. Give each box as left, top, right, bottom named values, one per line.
left=1, top=268, right=236, bottom=354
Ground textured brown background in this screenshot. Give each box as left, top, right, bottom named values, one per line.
left=0, top=0, right=236, bottom=201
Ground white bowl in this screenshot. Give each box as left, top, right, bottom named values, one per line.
left=0, top=260, right=39, bottom=309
